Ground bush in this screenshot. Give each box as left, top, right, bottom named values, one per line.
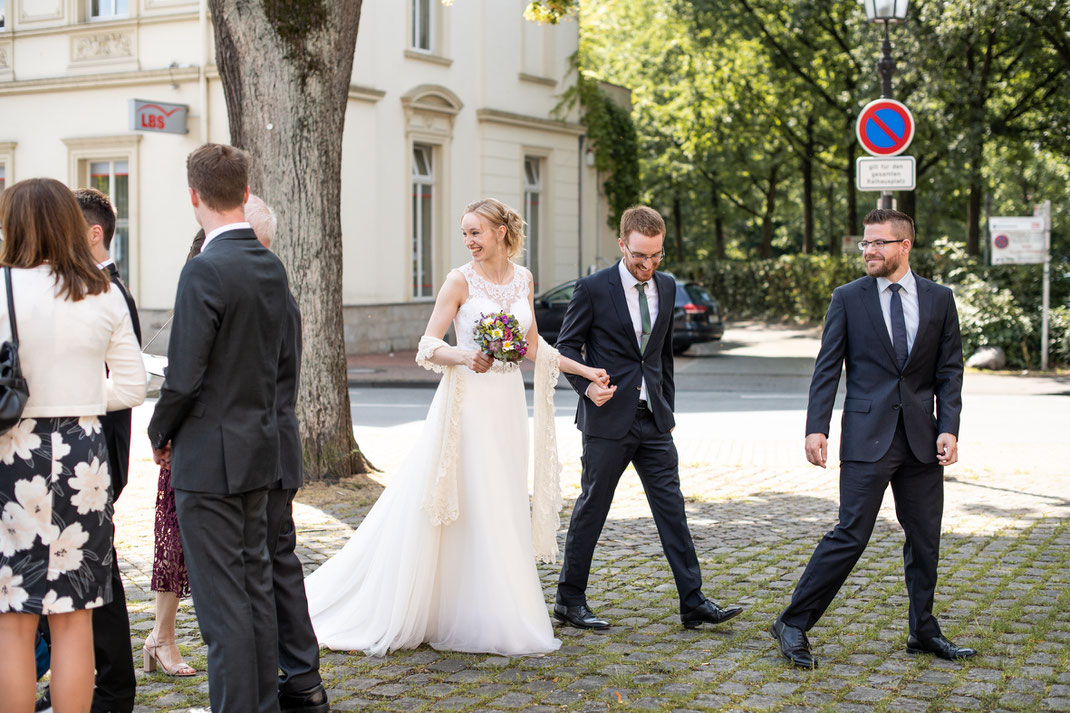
left=671, top=242, right=1070, bottom=368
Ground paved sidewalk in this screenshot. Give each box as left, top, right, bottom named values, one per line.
left=103, top=322, right=1069, bottom=712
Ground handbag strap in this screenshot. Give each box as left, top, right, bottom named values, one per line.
left=4, top=267, right=18, bottom=349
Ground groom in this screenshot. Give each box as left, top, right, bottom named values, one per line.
left=554, top=205, right=743, bottom=629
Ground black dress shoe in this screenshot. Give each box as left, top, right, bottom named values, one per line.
left=680, top=599, right=744, bottom=629
left=278, top=683, right=329, bottom=713
left=553, top=603, right=610, bottom=629
left=769, top=617, right=817, bottom=669
left=906, top=634, right=977, bottom=660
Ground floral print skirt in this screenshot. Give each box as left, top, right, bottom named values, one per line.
left=0, top=416, right=114, bottom=615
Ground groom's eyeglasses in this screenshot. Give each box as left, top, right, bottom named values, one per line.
left=623, top=245, right=665, bottom=264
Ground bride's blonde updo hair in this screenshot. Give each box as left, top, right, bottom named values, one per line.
left=464, top=198, right=525, bottom=260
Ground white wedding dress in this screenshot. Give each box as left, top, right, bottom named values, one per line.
left=305, top=263, right=561, bottom=656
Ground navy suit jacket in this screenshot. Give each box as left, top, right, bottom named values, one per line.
left=148, top=228, right=291, bottom=494
left=273, top=292, right=304, bottom=490
left=805, top=271, right=963, bottom=463
left=557, top=263, right=676, bottom=439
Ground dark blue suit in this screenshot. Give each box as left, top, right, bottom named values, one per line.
left=783, top=271, right=963, bottom=639
left=555, top=264, right=703, bottom=611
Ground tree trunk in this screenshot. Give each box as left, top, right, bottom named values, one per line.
left=710, top=180, right=725, bottom=259
left=801, top=117, right=814, bottom=254
left=846, top=138, right=858, bottom=241
left=827, top=180, right=840, bottom=256
left=759, top=164, right=780, bottom=259
left=211, top=0, right=374, bottom=480
left=672, top=194, right=684, bottom=259
left=965, top=140, right=984, bottom=255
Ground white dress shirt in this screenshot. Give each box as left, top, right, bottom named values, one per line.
left=876, top=270, right=920, bottom=356
left=618, top=259, right=659, bottom=401
left=201, top=221, right=252, bottom=252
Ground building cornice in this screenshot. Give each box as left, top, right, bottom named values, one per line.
left=349, top=84, right=386, bottom=103
left=0, top=66, right=201, bottom=96
left=476, top=108, right=583, bottom=136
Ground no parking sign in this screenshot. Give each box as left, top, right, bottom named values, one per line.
left=856, top=99, right=914, bottom=157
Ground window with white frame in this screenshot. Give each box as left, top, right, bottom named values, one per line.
left=0, top=164, right=6, bottom=192
left=90, top=0, right=129, bottom=20
left=89, top=160, right=131, bottom=284
left=1, top=0, right=6, bottom=31
left=412, top=145, right=434, bottom=299
left=523, top=156, right=543, bottom=290
left=412, top=0, right=432, bottom=51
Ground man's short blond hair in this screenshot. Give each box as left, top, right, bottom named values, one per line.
left=619, top=205, right=665, bottom=241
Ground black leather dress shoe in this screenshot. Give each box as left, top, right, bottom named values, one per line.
left=680, top=599, right=744, bottom=629
left=553, top=603, right=610, bottom=629
left=906, top=634, right=977, bottom=660
left=279, top=683, right=329, bottom=713
left=769, top=617, right=817, bottom=669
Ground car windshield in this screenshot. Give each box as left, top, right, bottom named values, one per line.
left=684, top=284, right=714, bottom=305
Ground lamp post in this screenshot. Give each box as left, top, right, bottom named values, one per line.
left=863, top=0, right=909, bottom=209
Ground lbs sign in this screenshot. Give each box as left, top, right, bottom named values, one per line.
left=129, top=99, right=189, bottom=135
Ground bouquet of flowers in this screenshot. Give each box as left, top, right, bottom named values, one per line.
left=473, top=312, right=528, bottom=363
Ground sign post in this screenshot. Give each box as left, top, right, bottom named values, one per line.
left=856, top=98, right=915, bottom=209
left=988, top=202, right=1052, bottom=370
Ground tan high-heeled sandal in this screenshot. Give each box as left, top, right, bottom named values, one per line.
left=143, top=632, right=197, bottom=677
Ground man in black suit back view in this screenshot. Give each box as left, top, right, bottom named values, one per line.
left=148, top=144, right=292, bottom=713
left=244, top=194, right=328, bottom=713
left=770, top=209, right=976, bottom=669
left=73, top=187, right=141, bottom=713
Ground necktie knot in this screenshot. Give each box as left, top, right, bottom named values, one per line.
left=889, top=283, right=902, bottom=294
left=637, top=281, right=647, bottom=294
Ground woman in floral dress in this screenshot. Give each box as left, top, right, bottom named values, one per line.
left=0, top=178, right=145, bottom=712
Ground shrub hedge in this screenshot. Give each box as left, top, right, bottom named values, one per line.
left=672, top=240, right=1069, bottom=369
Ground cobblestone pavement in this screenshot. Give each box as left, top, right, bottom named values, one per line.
left=103, top=325, right=1068, bottom=712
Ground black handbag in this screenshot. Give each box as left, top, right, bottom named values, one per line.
left=0, top=266, right=30, bottom=434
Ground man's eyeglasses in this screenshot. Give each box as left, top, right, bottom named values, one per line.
left=623, top=244, right=665, bottom=264
left=857, top=239, right=906, bottom=252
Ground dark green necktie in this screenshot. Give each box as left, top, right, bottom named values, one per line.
left=637, top=281, right=651, bottom=352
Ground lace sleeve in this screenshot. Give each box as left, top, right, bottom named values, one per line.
left=531, top=334, right=563, bottom=563
left=416, top=335, right=450, bottom=374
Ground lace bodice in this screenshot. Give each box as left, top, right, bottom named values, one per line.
left=454, top=262, right=532, bottom=358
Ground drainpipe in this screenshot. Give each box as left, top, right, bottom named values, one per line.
left=577, top=134, right=584, bottom=278
left=199, top=0, right=209, bottom=141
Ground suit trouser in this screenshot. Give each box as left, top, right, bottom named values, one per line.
left=557, top=405, right=705, bottom=611
left=265, top=488, right=322, bottom=695
left=175, top=487, right=279, bottom=713
left=90, top=549, right=136, bottom=713
left=780, top=419, right=944, bottom=639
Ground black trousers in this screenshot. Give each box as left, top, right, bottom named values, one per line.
left=90, top=550, right=136, bottom=713
left=176, top=488, right=279, bottom=713
left=781, top=419, right=944, bottom=638
left=557, top=405, right=704, bottom=611
left=265, top=488, right=322, bottom=695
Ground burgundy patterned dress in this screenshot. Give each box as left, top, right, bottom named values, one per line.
left=150, top=466, right=189, bottom=597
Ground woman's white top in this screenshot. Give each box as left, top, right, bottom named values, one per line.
left=0, top=264, right=146, bottom=417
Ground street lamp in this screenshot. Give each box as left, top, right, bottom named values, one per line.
left=862, top=0, right=909, bottom=99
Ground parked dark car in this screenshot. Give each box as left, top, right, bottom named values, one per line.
left=534, top=276, right=724, bottom=354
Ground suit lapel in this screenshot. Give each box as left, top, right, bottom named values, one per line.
left=862, top=277, right=898, bottom=367
left=607, top=266, right=642, bottom=357
left=906, top=273, right=932, bottom=369
left=643, top=272, right=674, bottom=356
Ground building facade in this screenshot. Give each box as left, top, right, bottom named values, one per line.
left=0, top=0, right=621, bottom=352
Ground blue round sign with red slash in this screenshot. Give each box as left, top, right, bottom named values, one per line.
left=856, top=99, right=915, bottom=157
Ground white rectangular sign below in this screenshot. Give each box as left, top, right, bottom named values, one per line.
left=989, top=215, right=1047, bottom=265
left=856, top=156, right=916, bottom=191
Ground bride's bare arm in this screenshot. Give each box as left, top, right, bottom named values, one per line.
left=423, top=270, right=493, bottom=373
left=525, top=273, right=609, bottom=387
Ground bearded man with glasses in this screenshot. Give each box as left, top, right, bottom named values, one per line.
left=769, top=208, right=973, bottom=669
left=552, top=205, right=744, bottom=632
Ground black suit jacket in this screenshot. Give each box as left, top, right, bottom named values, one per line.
left=102, top=263, right=141, bottom=499
left=557, top=263, right=676, bottom=439
left=148, top=228, right=291, bottom=494
left=274, top=293, right=304, bottom=490
left=805, top=272, right=963, bottom=463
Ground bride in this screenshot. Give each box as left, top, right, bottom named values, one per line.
left=305, top=198, right=609, bottom=656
